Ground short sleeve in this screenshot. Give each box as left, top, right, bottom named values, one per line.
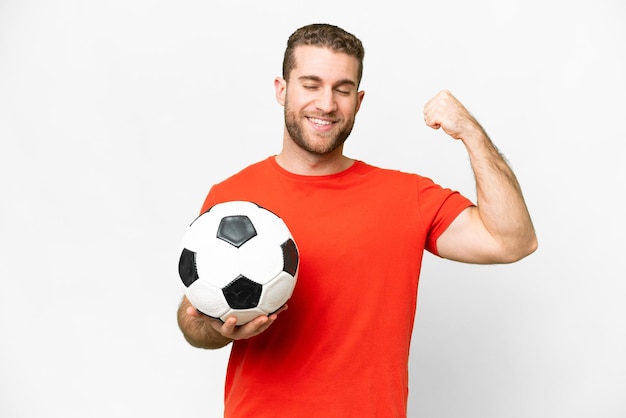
left=417, top=176, right=474, bottom=256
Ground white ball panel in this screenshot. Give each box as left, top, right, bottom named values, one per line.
left=238, top=235, right=284, bottom=285
left=183, top=211, right=221, bottom=249
left=195, top=240, right=241, bottom=288
left=259, top=272, right=296, bottom=313
left=221, top=307, right=267, bottom=326
left=187, top=280, right=230, bottom=318
left=249, top=208, right=291, bottom=243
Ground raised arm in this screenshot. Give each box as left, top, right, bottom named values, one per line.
left=424, top=90, right=537, bottom=264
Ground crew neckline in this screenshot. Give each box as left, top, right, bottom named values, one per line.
left=268, top=156, right=365, bottom=181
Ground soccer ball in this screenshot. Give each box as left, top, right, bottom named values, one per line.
left=178, top=200, right=299, bottom=325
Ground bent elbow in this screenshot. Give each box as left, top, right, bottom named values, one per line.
left=500, top=234, right=538, bottom=264
left=527, top=234, right=539, bottom=256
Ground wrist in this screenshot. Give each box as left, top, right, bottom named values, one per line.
left=460, top=126, right=491, bottom=150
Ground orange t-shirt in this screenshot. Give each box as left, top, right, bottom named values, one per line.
left=201, top=157, right=473, bottom=418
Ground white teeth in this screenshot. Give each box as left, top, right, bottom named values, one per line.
left=308, top=117, right=332, bottom=126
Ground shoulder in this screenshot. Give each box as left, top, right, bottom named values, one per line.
left=200, top=157, right=275, bottom=212
left=352, top=161, right=439, bottom=191
left=218, top=157, right=274, bottom=183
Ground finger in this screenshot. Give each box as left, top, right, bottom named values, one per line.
left=220, top=316, right=239, bottom=336
left=243, top=315, right=272, bottom=335
left=186, top=305, right=203, bottom=318
left=423, top=111, right=441, bottom=130
left=423, top=91, right=442, bottom=111
left=220, top=315, right=269, bottom=339
left=271, top=304, right=288, bottom=317
left=423, top=96, right=445, bottom=129
left=424, top=89, right=449, bottom=110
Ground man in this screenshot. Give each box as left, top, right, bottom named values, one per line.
left=177, top=23, right=537, bottom=417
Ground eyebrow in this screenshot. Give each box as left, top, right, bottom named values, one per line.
left=298, top=75, right=357, bottom=88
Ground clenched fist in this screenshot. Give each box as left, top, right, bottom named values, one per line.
left=423, top=90, right=486, bottom=143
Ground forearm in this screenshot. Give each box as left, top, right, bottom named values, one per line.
left=463, top=129, right=537, bottom=260
left=177, top=296, right=233, bottom=349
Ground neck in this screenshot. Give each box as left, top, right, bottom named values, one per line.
left=275, top=143, right=354, bottom=176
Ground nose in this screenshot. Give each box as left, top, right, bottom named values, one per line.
left=314, top=87, right=338, bottom=113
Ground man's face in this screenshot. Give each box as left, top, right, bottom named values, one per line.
left=275, top=46, right=364, bottom=156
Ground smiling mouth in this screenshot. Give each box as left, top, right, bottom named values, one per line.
left=307, top=117, right=334, bottom=126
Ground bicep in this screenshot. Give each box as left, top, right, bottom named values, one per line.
left=435, top=206, right=504, bottom=264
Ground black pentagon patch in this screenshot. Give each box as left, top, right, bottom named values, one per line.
left=179, top=248, right=199, bottom=287
left=223, top=275, right=262, bottom=309
left=217, top=215, right=257, bottom=248
left=281, top=239, right=299, bottom=276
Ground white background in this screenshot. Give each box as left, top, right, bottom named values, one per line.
left=1, top=1, right=624, bottom=417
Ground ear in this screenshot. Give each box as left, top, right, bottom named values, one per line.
left=355, top=90, right=365, bottom=114
left=274, top=77, right=287, bottom=106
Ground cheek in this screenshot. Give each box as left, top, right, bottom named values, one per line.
left=339, top=100, right=359, bottom=119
